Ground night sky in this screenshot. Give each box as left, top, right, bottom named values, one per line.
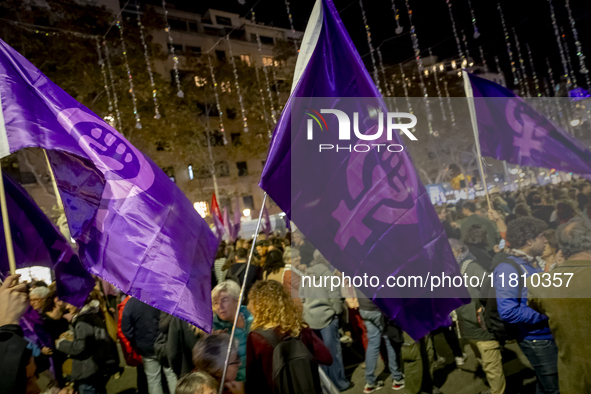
left=145, top=0, right=591, bottom=88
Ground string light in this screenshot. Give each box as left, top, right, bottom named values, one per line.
left=512, top=28, right=532, bottom=96
left=428, top=48, right=447, bottom=122
left=359, top=0, right=382, bottom=94
left=467, top=0, right=480, bottom=39
left=117, top=20, right=141, bottom=130
left=376, top=48, right=392, bottom=96
left=560, top=26, right=578, bottom=88
left=498, top=4, right=519, bottom=88
left=136, top=1, right=160, bottom=119
left=446, top=0, right=465, bottom=61
left=270, top=61, right=281, bottom=104
left=461, top=31, right=471, bottom=63
left=251, top=11, right=277, bottom=125
left=102, top=41, right=122, bottom=131
left=95, top=38, right=113, bottom=115
left=162, top=0, right=184, bottom=98
left=207, top=55, right=228, bottom=145
left=546, top=58, right=572, bottom=135
left=564, top=0, right=590, bottom=89
left=389, top=0, right=404, bottom=34
left=226, top=37, right=248, bottom=132
left=547, top=0, right=572, bottom=90
left=494, top=55, right=504, bottom=85
left=398, top=64, right=415, bottom=133
left=525, top=43, right=541, bottom=97
left=478, top=45, right=489, bottom=73
left=404, top=0, right=435, bottom=135
left=443, top=80, right=456, bottom=127
left=283, top=1, right=299, bottom=52
left=255, top=66, right=271, bottom=137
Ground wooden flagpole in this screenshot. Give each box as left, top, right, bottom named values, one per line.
left=0, top=166, right=16, bottom=274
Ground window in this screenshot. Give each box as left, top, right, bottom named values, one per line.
left=186, top=46, right=201, bottom=56
left=162, top=166, right=175, bottom=183
left=236, top=161, right=248, bottom=177
left=194, top=76, right=207, bottom=87
left=262, top=56, right=274, bottom=67
left=169, top=44, right=183, bottom=54
left=203, top=131, right=225, bottom=147
left=188, top=22, right=198, bottom=32
left=231, top=133, right=242, bottom=146
left=155, top=140, right=170, bottom=151
left=188, top=165, right=194, bottom=180
left=226, top=108, right=237, bottom=120
left=193, top=201, right=208, bottom=218
left=168, top=19, right=188, bottom=32
left=243, top=195, right=255, bottom=210
left=216, top=50, right=226, bottom=62
left=216, top=16, right=232, bottom=26
left=240, top=54, right=251, bottom=66
left=260, top=35, right=274, bottom=45
left=204, top=26, right=224, bottom=37
left=216, top=162, right=230, bottom=177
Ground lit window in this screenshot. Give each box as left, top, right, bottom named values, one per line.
left=262, top=56, right=274, bottom=67
left=195, top=76, right=207, bottom=87
left=188, top=165, right=194, bottom=180
left=194, top=202, right=208, bottom=218
left=240, top=54, right=251, bottom=66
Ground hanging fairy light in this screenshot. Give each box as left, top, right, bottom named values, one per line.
left=162, top=0, right=184, bottom=98
left=255, top=66, right=271, bottom=137
left=546, top=58, right=572, bottom=134
left=359, top=0, right=382, bottom=94
left=461, top=31, right=471, bottom=63
left=398, top=64, right=415, bottom=133
left=478, top=46, right=489, bottom=72
left=95, top=38, right=114, bottom=115
left=270, top=61, right=281, bottom=104
left=226, top=37, right=248, bottom=132
left=547, top=0, right=572, bottom=90
left=443, top=80, right=456, bottom=127
left=117, top=20, right=141, bottom=130
left=467, top=0, right=480, bottom=39
left=102, top=41, right=122, bottom=131
left=283, top=0, right=299, bottom=52
left=404, top=0, right=435, bottom=135
left=525, top=43, right=541, bottom=97
left=390, top=0, right=404, bottom=34
left=251, top=11, right=277, bottom=124
left=428, top=48, right=447, bottom=121
left=512, top=28, right=532, bottom=97
left=446, top=0, right=465, bottom=61
left=564, top=0, right=590, bottom=89
left=135, top=1, right=160, bottom=119
left=560, top=27, right=578, bottom=88
left=498, top=4, right=519, bottom=88
left=376, top=48, right=392, bottom=96
left=207, top=55, right=227, bottom=144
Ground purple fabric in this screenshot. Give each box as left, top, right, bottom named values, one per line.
left=0, top=173, right=94, bottom=307
left=0, top=38, right=219, bottom=332
left=223, top=207, right=233, bottom=242
left=262, top=205, right=271, bottom=236
left=213, top=212, right=226, bottom=241
left=467, top=72, right=591, bottom=175
left=259, top=0, right=467, bottom=340
left=231, top=198, right=241, bottom=241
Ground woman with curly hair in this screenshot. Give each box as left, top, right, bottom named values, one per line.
left=245, top=280, right=333, bottom=394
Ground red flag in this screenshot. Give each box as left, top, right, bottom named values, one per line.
left=211, top=193, right=223, bottom=225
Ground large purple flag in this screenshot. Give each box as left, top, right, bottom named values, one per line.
left=465, top=72, right=591, bottom=175
left=0, top=172, right=94, bottom=307
left=0, top=39, right=219, bottom=331
left=260, top=0, right=467, bottom=339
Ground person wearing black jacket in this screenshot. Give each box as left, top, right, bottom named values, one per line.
left=226, top=248, right=261, bottom=305
left=158, top=312, right=202, bottom=378
left=0, top=274, right=38, bottom=394
left=121, top=297, right=177, bottom=394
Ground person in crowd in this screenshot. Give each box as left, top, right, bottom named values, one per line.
left=292, top=230, right=315, bottom=266
left=56, top=290, right=119, bottom=394
left=255, top=240, right=270, bottom=266
left=159, top=312, right=203, bottom=378
left=121, top=296, right=177, bottom=394
left=461, top=201, right=500, bottom=253
left=449, top=239, right=505, bottom=394
left=246, top=280, right=333, bottom=394
left=464, top=224, right=493, bottom=271
left=401, top=332, right=437, bottom=394
left=553, top=198, right=578, bottom=227
left=299, top=250, right=350, bottom=391
left=531, top=194, right=555, bottom=225
left=262, top=249, right=287, bottom=283
left=528, top=216, right=591, bottom=393
left=212, top=281, right=252, bottom=382
left=192, top=333, right=243, bottom=394
left=269, top=238, right=285, bottom=254
left=29, top=286, right=50, bottom=313
left=567, top=188, right=577, bottom=202
left=576, top=181, right=590, bottom=212
left=540, top=229, right=563, bottom=272
left=436, top=205, right=461, bottom=240
left=0, top=274, right=37, bottom=394
left=225, top=248, right=260, bottom=305
left=175, top=371, right=219, bottom=394
left=282, top=247, right=302, bottom=311
left=494, top=217, right=559, bottom=394
left=357, top=289, right=404, bottom=392
left=514, top=202, right=531, bottom=218
left=117, top=294, right=147, bottom=393
left=214, top=242, right=228, bottom=284
left=42, top=290, right=70, bottom=388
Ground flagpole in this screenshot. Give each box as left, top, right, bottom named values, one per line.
left=0, top=167, right=16, bottom=274
left=462, top=70, right=492, bottom=208
left=219, top=192, right=268, bottom=394
left=43, top=150, right=65, bottom=212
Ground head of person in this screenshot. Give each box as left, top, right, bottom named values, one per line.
left=448, top=238, right=469, bottom=263
left=29, top=286, right=50, bottom=312
left=506, top=216, right=548, bottom=258
left=248, top=280, right=304, bottom=336
left=531, top=193, right=544, bottom=207
left=192, top=333, right=239, bottom=383
left=464, top=224, right=488, bottom=248
left=255, top=240, right=269, bottom=257
left=292, top=230, right=304, bottom=246
left=542, top=229, right=558, bottom=261
left=556, top=216, right=591, bottom=259
left=283, top=247, right=300, bottom=266
left=234, top=248, right=248, bottom=262
left=215, top=242, right=227, bottom=260
left=462, top=201, right=477, bottom=217
left=270, top=238, right=285, bottom=253
left=448, top=163, right=461, bottom=178
left=514, top=202, right=531, bottom=218
left=257, top=232, right=267, bottom=241
left=580, top=182, right=591, bottom=195
left=212, top=281, right=241, bottom=322
left=235, top=239, right=245, bottom=250
left=435, top=205, right=447, bottom=221
left=42, top=290, right=67, bottom=317
left=263, top=249, right=285, bottom=276
left=556, top=199, right=578, bottom=223
left=175, top=371, right=218, bottom=394
left=568, top=188, right=578, bottom=201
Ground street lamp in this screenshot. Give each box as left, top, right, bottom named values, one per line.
left=243, top=209, right=251, bottom=217
left=571, top=119, right=581, bottom=126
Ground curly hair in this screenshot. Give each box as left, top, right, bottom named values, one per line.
left=464, top=224, right=488, bottom=247
left=506, top=216, right=548, bottom=249
left=248, top=280, right=304, bottom=337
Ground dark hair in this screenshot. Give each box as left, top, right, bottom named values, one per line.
left=531, top=193, right=542, bottom=205
left=506, top=217, right=548, bottom=249
left=556, top=199, right=578, bottom=224
left=464, top=224, right=488, bottom=247
left=514, top=202, right=531, bottom=217
left=34, top=281, right=48, bottom=288
left=215, top=241, right=227, bottom=260
left=43, top=290, right=58, bottom=313
left=271, top=238, right=285, bottom=253
left=235, top=248, right=248, bottom=259
left=557, top=216, right=591, bottom=258
left=543, top=229, right=558, bottom=250
left=263, top=249, right=285, bottom=277
left=462, top=201, right=476, bottom=213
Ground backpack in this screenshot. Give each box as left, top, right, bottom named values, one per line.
left=226, top=263, right=247, bottom=286
left=78, top=312, right=121, bottom=377
left=255, top=329, right=322, bottom=394
left=479, top=254, right=524, bottom=344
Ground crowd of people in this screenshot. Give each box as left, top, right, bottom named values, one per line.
left=1, top=179, right=591, bottom=394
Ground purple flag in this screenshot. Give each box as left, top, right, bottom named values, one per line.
left=259, top=0, right=467, bottom=339
left=213, top=212, right=226, bottom=241
left=232, top=198, right=241, bottom=241
left=0, top=38, right=219, bottom=332
left=223, top=206, right=232, bottom=242
left=0, top=172, right=94, bottom=307
left=262, top=204, right=271, bottom=236
left=465, top=72, right=591, bottom=175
